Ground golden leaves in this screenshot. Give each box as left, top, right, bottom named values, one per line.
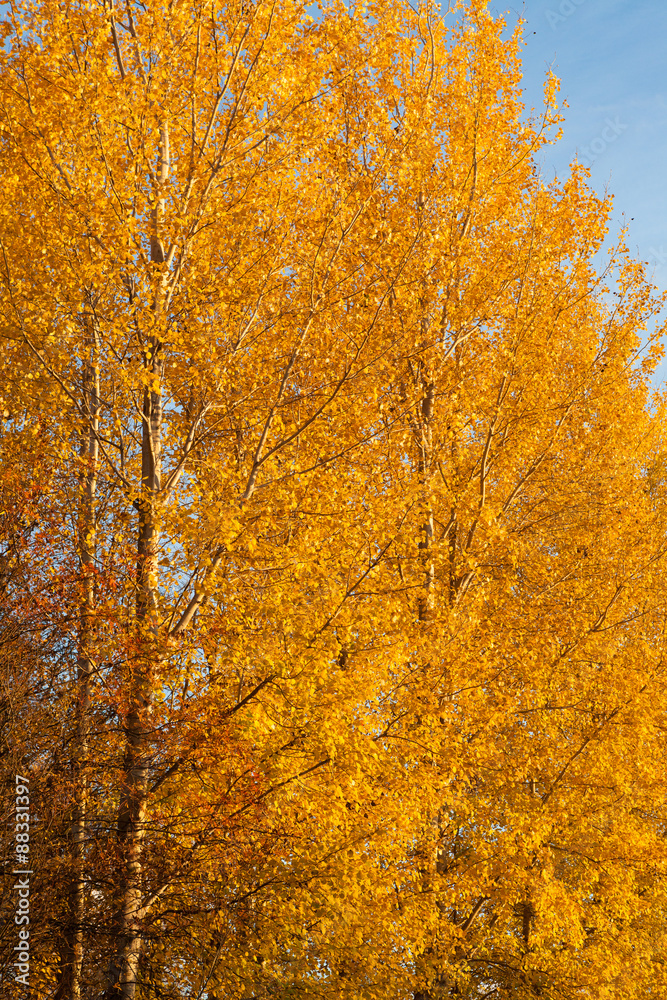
left=1, top=1, right=667, bottom=998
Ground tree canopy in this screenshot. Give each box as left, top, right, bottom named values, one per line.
left=1, top=0, right=667, bottom=998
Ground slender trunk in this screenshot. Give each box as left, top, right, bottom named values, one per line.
left=410, top=238, right=435, bottom=1000
left=106, top=122, right=168, bottom=1000
left=416, top=375, right=435, bottom=622
left=447, top=343, right=463, bottom=607
left=106, top=353, right=162, bottom=1000
left=413, top=362, right=438, bottom=1000
left=57, top=325, right=99, bottom=1000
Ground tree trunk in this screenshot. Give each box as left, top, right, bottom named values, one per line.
left=106, top=123, right=168, bottom=1000
left=57, top=322, right=99, bottom=1000
left=106, top=358, right=162, bottom=999
left=416, top=375, right=435, bottom=622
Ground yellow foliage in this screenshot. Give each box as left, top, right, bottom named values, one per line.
left=0, top=1, right=666, bottom=999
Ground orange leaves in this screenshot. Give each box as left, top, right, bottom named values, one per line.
left=1, top=0, right=667, bottom=998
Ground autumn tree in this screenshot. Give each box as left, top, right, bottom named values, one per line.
left=2, top=1, right=667, bottom=999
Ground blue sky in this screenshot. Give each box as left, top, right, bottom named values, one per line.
left=480, top=0, right=667, bottom=386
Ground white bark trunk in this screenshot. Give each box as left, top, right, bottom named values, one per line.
left=106, top=122, right=168, bottom=1000
left=58, top=321, right=99, bottom=1000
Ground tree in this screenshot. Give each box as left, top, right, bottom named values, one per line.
left=1, top=0, right=667, bottom=998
